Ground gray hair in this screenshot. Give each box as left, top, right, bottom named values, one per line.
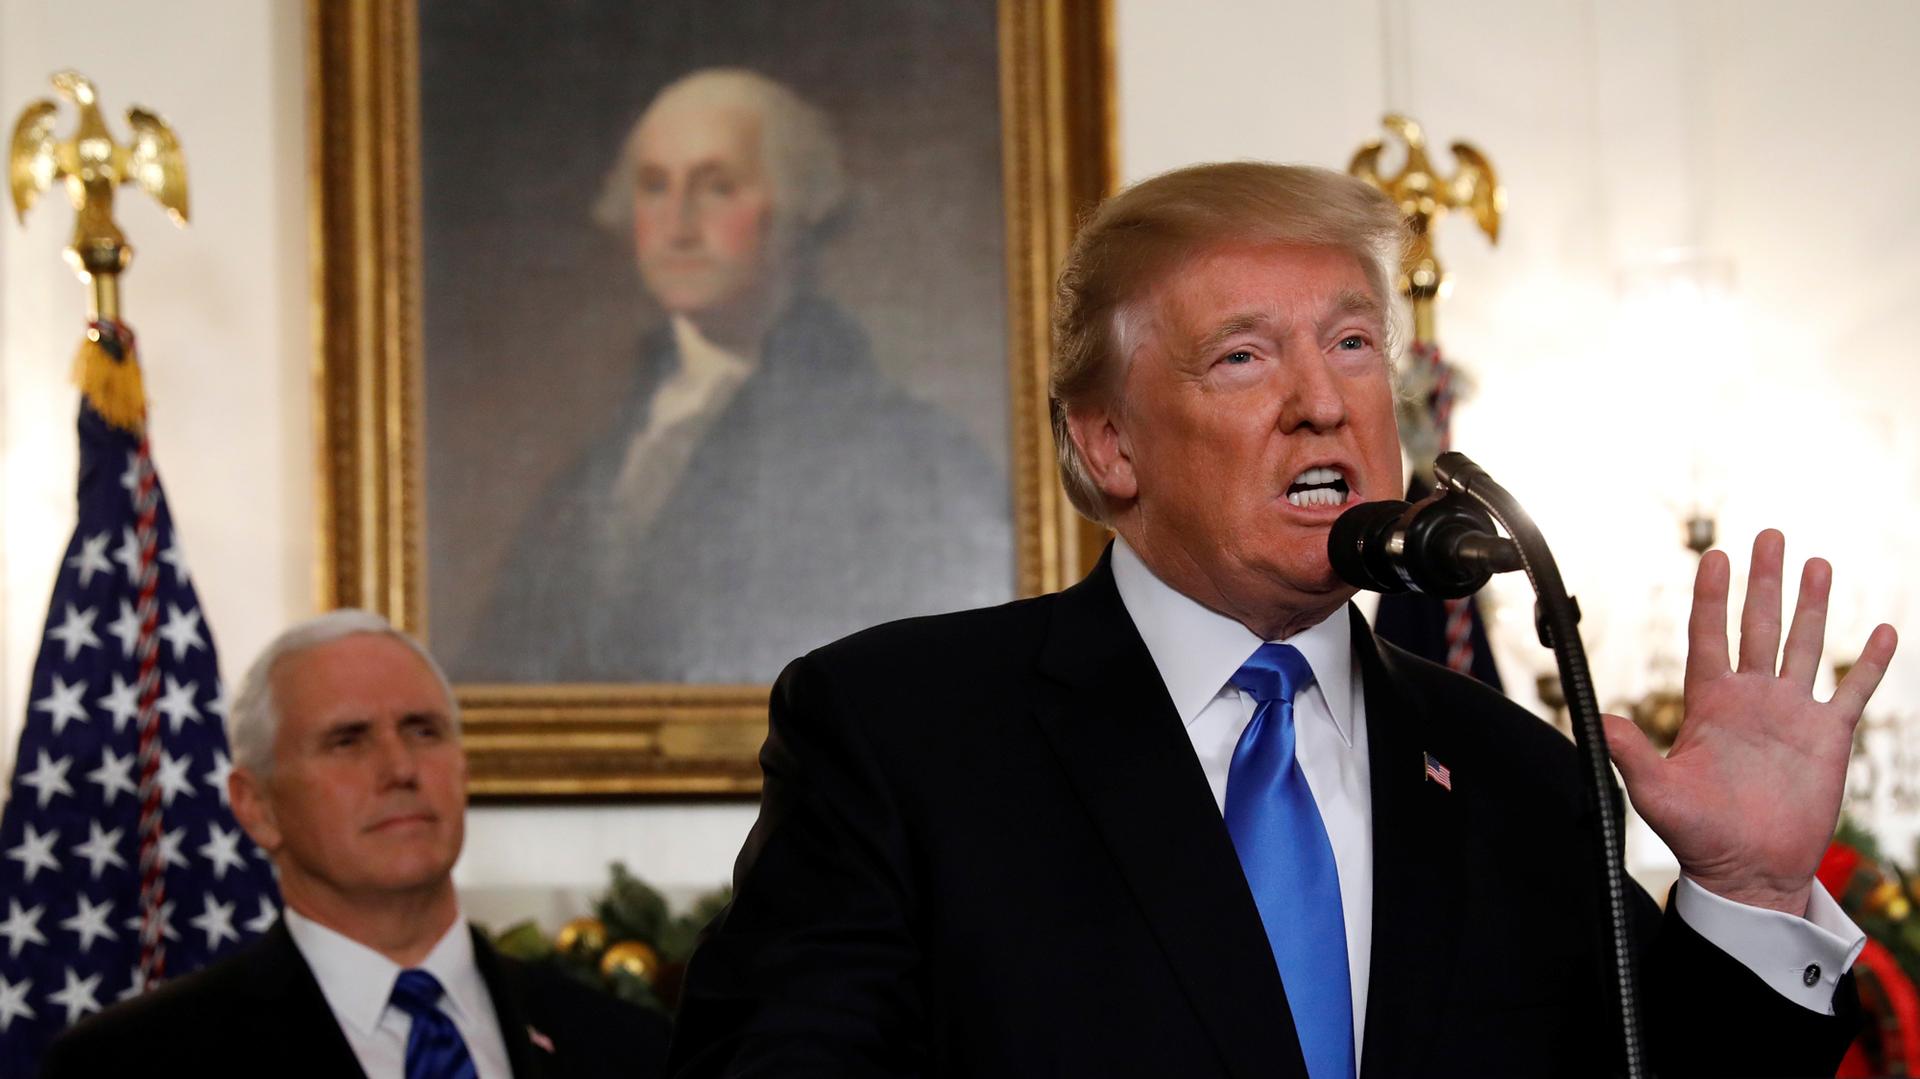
left=1049, top=162, right=1410, bottom=524
left=593, top=67, right=850, bottom=257
left=228, top=609, right=457, bottom=779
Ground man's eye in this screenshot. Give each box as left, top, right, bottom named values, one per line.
left=1337, top=335, right=1369, bottom=351
left=1220, top=350, right=1255, bottom=366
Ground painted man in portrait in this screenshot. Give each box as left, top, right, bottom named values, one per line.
left=462, top=68, right=1011, bottom=683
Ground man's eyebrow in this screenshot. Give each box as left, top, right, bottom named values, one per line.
left=1324, top=289, right=1385, bottom=324
left=1193, top=311, right=1281, bottom=357
left=317, top=718, right=372, bottom=740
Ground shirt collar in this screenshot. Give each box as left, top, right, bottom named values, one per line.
left=283, top=905, right=480, bottom=1034
left=1110, top=537, right=1356, bottom=747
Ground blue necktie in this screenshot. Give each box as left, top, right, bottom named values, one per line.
left=1225, top=643, right=1355, bottom=1079
left=390, top=969, right=479, bottom=1079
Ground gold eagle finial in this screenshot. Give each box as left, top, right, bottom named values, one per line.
left=1349, top=113, right=1503, bottom=343
left=9, top=70, right=189, bottom=320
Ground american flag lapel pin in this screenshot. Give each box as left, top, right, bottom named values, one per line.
left=1423, top=751, right=1453, bottom=791
left=527, top=1025, right=556, bottom=1054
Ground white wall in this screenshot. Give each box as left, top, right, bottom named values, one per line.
left=4, top=0, right=1918, bottom=928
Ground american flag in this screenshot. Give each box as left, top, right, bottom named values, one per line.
left=1423, top=751, right=1453, bottom=792
left=0, top=325, right=280, bottom=1075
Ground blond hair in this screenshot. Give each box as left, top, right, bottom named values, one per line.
left=1048, top=162, right=1408, bottom=523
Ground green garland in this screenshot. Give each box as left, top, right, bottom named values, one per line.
left=491, top=862, right=731, bottom=1013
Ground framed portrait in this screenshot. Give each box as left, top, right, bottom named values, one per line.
left=310, top=0, right=1112, bottom=797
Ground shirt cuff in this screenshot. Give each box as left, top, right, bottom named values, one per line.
left=1673, top=875, right=1867, bottom=1014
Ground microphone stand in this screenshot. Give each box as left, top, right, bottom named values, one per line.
left=1430, top=451, right=1649, bottom=1079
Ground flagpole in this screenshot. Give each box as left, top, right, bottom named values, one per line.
left=7, top=69, right=191, bottom=993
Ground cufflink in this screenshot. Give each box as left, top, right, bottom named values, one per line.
left=1802, top=963, right=1821, bottom=987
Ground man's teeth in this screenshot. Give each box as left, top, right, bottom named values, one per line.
left=1286, top=466, right=1350, bottom=507
left=1286, top=487, right=1350, bottom=507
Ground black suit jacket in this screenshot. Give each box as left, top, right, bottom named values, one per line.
left=668, top=555, right=1858, bottom=1077
left=41, top=922, right=670, bottom=1078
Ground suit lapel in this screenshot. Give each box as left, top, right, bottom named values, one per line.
left=1032, top=556, right=1307, bottom=1079
left=471, top=928, right=550, bottom=1079
left=1354, top=614, right=1466, bottom=1078
left=244, top=922, right=370, bottom=1078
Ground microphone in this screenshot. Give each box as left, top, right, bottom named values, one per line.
left=1328, top=492, right=1522, bottom=598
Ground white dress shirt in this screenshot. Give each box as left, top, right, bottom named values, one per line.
left=1109, top=537, right=1865, bottom=1065
left=284, top=906, right=514, bottom=1079
left=607, top=314, right=757, bottom=540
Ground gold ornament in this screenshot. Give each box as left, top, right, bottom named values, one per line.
left=554, top=916, right=607, bottom=956
left=599, top=940, right=661, bottom=983
left=1866, top=880, right=1911, bottom=921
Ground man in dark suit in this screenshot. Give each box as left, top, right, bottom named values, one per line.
left=42, top=610, right=669, bottom=1078
left=666, top=163, right=1900, bottom=1077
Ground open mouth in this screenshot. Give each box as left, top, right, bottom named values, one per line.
left=1285, top=466, right=1352, bottom=508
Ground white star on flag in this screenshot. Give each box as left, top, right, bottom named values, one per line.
left=111, top=526, right=143, bottom=586
left=156, top=749, right=195, bottom=807
left=156, top=826, right=189, bottom=871
left=95, top=671, right=140, bottom=733
left=202, top=750, right=235, bottom=805
left=0, top=974, right=33, bottom=1033
left=0, top=901, right=47, bottom=959
left=243, top=897, right=279, bottom=935
left=159, top=538, right=191, bottom=587
left=157, top=674, right=202, bottom=733
left=123, top=899, right=179, bottom=943
left=46, top=603, right=101, bottom=661
left=58, top=895, right=118, bottom=954
left=5, top=823, right=60, bottom=883
left=30, top=676, right=90, bottom=737
left=19, top=751, right=74, bottom=809
left=118, top=450, right=141, bottom=493
left=64, top=532, right=113, bottom=588
left=188, top=896, right=239, bottom=950
left=158, top=603, right=206, bottom=661
left=85, top=745, right=138, bottom=805
left=71, top=822, right=128, bottom=880
left=198, top=823, right=248, bottom=880
left=105, top=599, right=141, bottom=659
left=47, top=967, right=102, bottom=1024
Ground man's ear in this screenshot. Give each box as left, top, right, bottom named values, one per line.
left=1066, top=399, right=1138, bottom=504
left=229, top=767, right=282, bottom=855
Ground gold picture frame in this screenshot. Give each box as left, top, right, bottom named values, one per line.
left=309, top=0, right=1113, bottom=798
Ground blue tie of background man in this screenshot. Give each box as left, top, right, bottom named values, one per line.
left=390, top=969, right=478, bottom=1079
left=1225, top=643, right=1356, bottom=1079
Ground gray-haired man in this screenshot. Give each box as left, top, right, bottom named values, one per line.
left=45, top=610, right=667, bottom=1078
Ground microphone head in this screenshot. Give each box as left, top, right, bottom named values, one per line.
left=1328, top=499, right=1413, bottom=594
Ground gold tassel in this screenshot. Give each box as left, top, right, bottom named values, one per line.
left=71, top=332, right=147, bottom=432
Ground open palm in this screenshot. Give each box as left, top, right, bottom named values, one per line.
left=1604, top=530, right=1899, bottom=915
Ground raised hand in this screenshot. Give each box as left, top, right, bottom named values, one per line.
left=1602, top=529, right=1899, bottom=915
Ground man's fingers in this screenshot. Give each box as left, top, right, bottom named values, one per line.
left=1737, top=530, right=1786, bottom=674
left=1831, top=624, right=1899, bottom=720
left=1686, top=549, right=1733, bottom=688
left=1602, top=712, right=1662, bottom=799
left=1778, top=558, right=1832, bottom=687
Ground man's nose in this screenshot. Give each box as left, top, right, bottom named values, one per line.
left=1277, top=351, right=1349, bottom=433
left=666, top=187, right=702, bottom=243
left=372, top=729, right=421, bottom=788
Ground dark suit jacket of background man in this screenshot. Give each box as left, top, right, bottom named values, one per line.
left=667, top=553, right=1859, bottom=1078
left=462, top=297, right=1012, bottom=684
left=41, top=922, right=670, bottom=1078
